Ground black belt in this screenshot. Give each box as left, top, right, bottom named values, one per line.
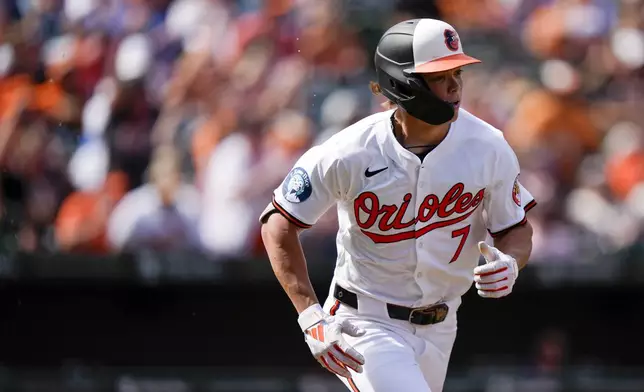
left=333, top=285, right=449, bottom=326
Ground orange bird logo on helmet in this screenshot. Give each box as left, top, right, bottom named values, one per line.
left=444, top=29, right=460, bottom=52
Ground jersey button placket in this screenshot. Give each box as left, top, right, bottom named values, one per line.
left=416, top=167, right=425, bottom=231
left=416, top=165, right=428, bottom=300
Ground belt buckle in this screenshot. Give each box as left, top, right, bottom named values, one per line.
left=408, top=304, right=449, bottom=325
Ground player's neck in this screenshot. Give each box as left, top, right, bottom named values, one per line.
left=393, top=110, right=451, bottom=149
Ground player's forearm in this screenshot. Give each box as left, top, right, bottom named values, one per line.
left=493, top=220, right=533, bottom=270
left=261, top=214, right=320, bottom=314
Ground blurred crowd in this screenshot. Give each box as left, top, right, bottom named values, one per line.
left=0, top=0, right=643, bottom=264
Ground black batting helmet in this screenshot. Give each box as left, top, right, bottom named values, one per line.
left=374, top=18, right=480, bottom=125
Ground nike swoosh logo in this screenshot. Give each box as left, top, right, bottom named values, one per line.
left=364, top=167, right=388, bottom=177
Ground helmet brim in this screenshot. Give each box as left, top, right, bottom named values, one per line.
left=411, top=53, right=481, bottom=73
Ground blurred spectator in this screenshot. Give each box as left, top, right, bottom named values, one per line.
left=107, top=146, right=201, bottom=252
left=504, top=59, right=600, bottom=183
left=55, top=170, right=128, bottom=254
left=605, top=122, right=644, bottom=200
left=199, top=110, right=312, bottom=259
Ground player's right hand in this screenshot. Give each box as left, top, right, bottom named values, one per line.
left=298, top=304, right=366, bottom=378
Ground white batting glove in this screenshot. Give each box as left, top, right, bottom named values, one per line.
left=298, top=304, right=366, bottom=378
left=474, top=242, right=519, bottom=299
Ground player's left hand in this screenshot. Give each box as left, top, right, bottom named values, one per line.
left=473, top=242, right=519, bottom=298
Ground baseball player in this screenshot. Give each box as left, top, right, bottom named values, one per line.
left=260, top=18, right=536, bottom=392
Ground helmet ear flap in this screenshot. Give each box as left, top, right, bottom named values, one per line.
left=377, top=69, right=412, bottom=101
left=407, top=74, right=429, bottom=90
left=392, top=79, right=414, bottom=99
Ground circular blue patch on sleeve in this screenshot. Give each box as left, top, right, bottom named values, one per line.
left=282, top=167, right=312, bottom=203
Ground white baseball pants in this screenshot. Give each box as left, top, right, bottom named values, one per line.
left=322, top=292, right=460, bottom=392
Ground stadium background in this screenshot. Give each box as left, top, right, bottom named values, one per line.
left=1, top=0, right=644, bottom=391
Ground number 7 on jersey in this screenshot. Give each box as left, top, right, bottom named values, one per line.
left=449, top=225, right=471, bottom=263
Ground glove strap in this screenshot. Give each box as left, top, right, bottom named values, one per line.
left=297, top=304, right=326, bottom=331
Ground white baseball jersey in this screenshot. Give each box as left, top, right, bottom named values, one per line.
left=261, top=108, right=536, bottom=308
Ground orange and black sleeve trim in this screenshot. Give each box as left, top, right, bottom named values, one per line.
left=272, top=196, right=313, bottom=229
left=488, top=216, right=527, bottom=238
left=524, top=199, right=537, bottom=213
left=488, top=199, right=537, bottom=238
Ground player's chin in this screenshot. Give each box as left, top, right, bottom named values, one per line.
left=448, top=101, right=460, bottom=121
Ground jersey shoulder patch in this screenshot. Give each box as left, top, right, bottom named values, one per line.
left=282, top=167, right=312, bottom=203
left=512, top=175, right=521, bottom=207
